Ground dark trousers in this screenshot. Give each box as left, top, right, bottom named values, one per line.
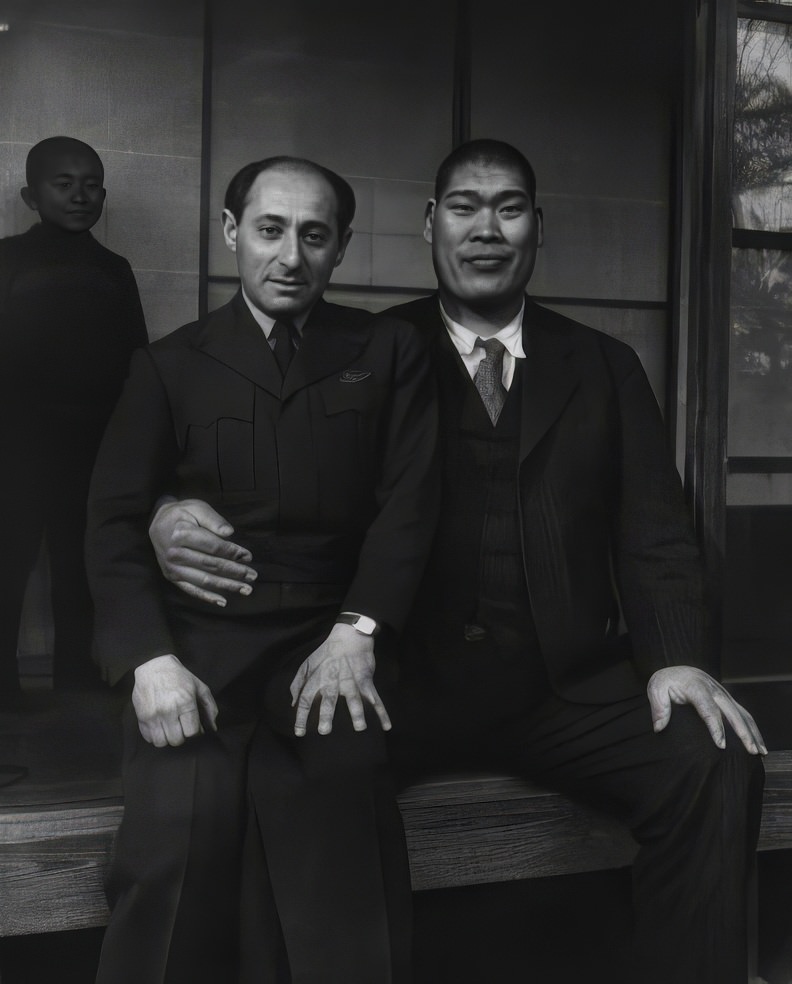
left=386, top=640, right=765, bottom=984
left=95, top=609, right=411, bottom=984
left=0, top=434, right=100, bottom=701
left=240, top=711, right=411, bottom=984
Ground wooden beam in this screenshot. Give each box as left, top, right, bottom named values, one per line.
left=452, top=0, right=471, bottom=148
left=197, top=0, right=213, bottom=320
left=678, top=0, right=738, bottom=670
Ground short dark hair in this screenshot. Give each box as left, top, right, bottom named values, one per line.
left=224, top=156, right=356, bottom=237
left=26, top=136, right=103, bottom=188
left=434, top=139, right=537, bottom=206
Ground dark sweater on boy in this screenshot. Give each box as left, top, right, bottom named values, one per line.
left=0, top=222, right=147, bottom=694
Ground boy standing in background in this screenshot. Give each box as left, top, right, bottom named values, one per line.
left=0, top=136, right=147, bottom=705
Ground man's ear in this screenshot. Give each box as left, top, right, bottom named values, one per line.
left=535, top=206, right=544, bottom=247
left=222, top=209, right=238, bottom=251
left=334, top=226, right=353, bottom=268
left=20, top=187, right=38, bottom=212
left=423, top=199, right=436, bottom=245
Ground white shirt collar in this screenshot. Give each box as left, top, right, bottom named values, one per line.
left=438, top=299, right=526, bottom=359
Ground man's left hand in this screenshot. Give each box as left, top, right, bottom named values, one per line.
left=290, top=623, right=391, bottom=737
left=648, top=665, right=767, bottom=755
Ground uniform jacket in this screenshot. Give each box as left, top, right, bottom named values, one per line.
left=86, top=291, right=439, bottom=687
left=390, top=294, right=708, bottom=703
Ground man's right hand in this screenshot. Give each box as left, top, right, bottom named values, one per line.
left=132, top=654, right=219, bottom=747
left=149, top=497, right=257, bottom=606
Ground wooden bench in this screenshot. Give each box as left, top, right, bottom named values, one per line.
left=2, top=692, right=791, bottom=937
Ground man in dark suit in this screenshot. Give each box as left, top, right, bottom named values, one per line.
left=86, top=156, right=438, bottom=984
left=147, top=141, right=765, bottom=983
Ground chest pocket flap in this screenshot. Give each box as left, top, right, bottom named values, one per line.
left=319, top=373, right=379, bottom=415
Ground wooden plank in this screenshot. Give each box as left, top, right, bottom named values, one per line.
left=758, top=750, right=792, bottom=852
left=2, top=692, right=791, bottom=937
left=399, top=776, right=637, bottom=890
left=0, top=802, right=123, bottom=843
left=0, top=802, right=121, bottom=934
left=0, top=835, right=114, bottom=935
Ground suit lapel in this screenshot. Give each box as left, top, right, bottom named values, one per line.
left=433, top=322, right=491, bottom=430
left=194, top=294, right=369, bottom=401
left=404, top=293, right=581, bottom=460
left=281, top=299, right=368, bottom=400
left=195, top=292, right=283, bottom=398
left=518, top=299, right=580, bottom=463
left=400, top=295, right=482, bottom=425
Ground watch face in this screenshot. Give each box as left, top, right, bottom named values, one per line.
left=355, top=615, right=377, bottom=635
left=338, top=613, right=379, bottom=635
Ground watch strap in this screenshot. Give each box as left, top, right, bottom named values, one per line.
left=335, top=612, right=380, bottom=636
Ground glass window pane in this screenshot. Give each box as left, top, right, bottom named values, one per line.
left=729, top=246, right=792, bottom=455
left=734, top=18, right=792, bottom=231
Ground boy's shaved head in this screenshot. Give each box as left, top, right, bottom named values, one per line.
left=26, top=136, right=104, bottom=188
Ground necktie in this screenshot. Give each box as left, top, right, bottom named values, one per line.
left=473, top=337, right=507, bottom=424
left=270, top=320, right=298, bottom=377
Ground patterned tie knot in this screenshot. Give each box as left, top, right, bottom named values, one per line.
left=473, top=336, right=507, bottom=424
left=475, top=335, right=505, bottom=364
left=477, top=337, right=503, bottom=353
left=270, top=320, right=299, bottom=377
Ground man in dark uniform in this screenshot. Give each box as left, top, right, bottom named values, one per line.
left=0, top=136, right=146, bottom=702
left=86, top=156, right=438, bottom=983
left=147, top=141, right=765, bottom=983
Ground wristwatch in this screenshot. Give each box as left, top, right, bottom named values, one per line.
left=335, top=612, right=380, bottom=636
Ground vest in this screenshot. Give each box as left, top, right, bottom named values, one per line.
left=414, top=336, right=544, bottom=668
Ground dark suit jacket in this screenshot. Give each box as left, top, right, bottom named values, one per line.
left=389, top=294, right=707, bottom=704
left=86, top=291, right=439, bottom=688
